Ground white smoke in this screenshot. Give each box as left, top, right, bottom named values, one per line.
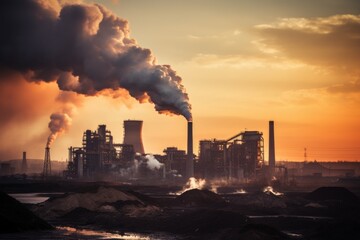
left=117, top=154, right=164, bottom=178
left=171, top=177, right=206, bottom=195
left=144, top=154, right=163, bottom=170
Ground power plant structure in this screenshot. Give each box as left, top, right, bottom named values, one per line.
left=65, top=124, right=136, bottom=179
left=123, top=120, right=145, bottom=154
left=62, top=118, right=277, bottom=183
left=197, top=121, right=278, bottom=182
left=198, top=131, right=264, bottom=180
left=163, top=147, right=187, bottom=177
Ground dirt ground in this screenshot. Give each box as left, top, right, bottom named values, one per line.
left=2, top=179, right=360, bottom=240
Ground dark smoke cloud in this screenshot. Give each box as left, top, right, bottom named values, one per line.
left=0, top=0, right=192, bottom=120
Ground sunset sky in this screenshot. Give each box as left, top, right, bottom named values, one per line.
left=0, top=0, right=359, bottom=162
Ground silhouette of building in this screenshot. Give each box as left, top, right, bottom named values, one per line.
left=198, top=131, right=264, bottom=180
left=163, top=147, right=187, bottom=178
left=123, top=120, right=145, bottom=154
left=65, top=124, right=135, bottom=179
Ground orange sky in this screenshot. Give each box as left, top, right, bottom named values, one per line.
left=1, top=0, right=359, bottom=162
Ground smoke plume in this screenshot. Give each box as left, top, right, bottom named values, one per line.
left=0, top=0, right=192, bottom=120
left=47, top=91, right=83, bottom=147
left=47, top=112, right=71, bottom=148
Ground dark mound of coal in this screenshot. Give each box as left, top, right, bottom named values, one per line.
left=60, top=207, right=97, bottom=224
left=306, top=187, right=358, bottom=203
left=176, top=189, right=225, bottom=206
left=33, top=187, right=146, bottom=218
left=0, top=191, right=53, bottom=233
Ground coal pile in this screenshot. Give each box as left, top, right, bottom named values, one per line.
left=0, top=191, right=53, bottom=233
left=33, top=187, right=159, bottom=219
left=176, top=189, right=225, bottom=206
left=306, top=187, right=359, bottom=204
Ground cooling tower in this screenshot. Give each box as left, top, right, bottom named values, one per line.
left=186, top=121, right=194, bottom=178
left=123, top=120, right=145, bottom=154
left=269, top=120, right=276, bottom=173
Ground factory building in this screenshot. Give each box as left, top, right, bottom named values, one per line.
left=65, top=124, right=136, bottom=179
left=198, top=131, right=264, bottom=180
left=163, top=147, right=187, bottom=178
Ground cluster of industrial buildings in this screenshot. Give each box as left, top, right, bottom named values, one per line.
left=1, top=119, right=359, bottom=183
left=60, top=120, right=276, bottom=182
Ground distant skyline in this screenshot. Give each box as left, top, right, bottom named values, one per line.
left=0, top=0, right=359, bottom=162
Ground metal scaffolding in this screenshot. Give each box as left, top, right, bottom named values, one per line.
left=43, top=147, right=51, bottom=178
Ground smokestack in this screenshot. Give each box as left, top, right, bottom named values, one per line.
left=269, top=121, right=275, bottom=174
left=21, top=151, right=27, bottom=174
left=123, top=120, right=145, bottom=154
left=186, top=121, right=194, bottom=178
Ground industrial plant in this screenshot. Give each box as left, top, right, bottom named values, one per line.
left=59, top=119, right=279, bottom=183
left=3, top=119, right=357, bottom=184
left=64, top=121, right=141, bottom=179
left=2, top=118, right=360, bottom=240
left=197, top=131, right=264, bottom=180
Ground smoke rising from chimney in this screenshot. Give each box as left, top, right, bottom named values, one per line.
left=47, top=112, right=71, bottom=148
left=0, top=0, right=192, bottom=120
left=47, top=91, right=83, bottom=147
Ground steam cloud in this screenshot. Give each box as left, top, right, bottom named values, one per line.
left=144, top=155, right=163, bottom=170
left=0, top=0, right=192, bottom=121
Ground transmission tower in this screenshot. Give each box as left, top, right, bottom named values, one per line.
left=43, top=147, right=51, bottom=178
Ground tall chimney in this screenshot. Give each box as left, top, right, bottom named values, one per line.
left=123, top=120, right=145, bottom=154
left=269, top=120, right=275, bottom=175
left=21, top=151, right=27, bottom=174
left=186, top=121, right=194, bottom=178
